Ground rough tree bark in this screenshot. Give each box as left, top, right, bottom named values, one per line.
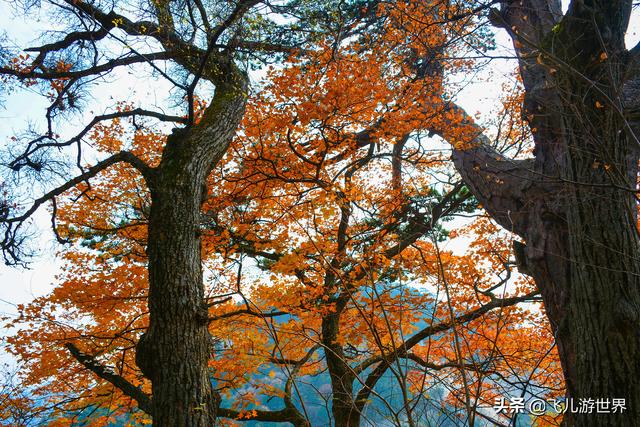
left=448, top=1, right=640, bottom=425
left=0, top=1, right=301, bottom=424
left=1, top=1, right=404, bottom=424
left=135, top=73, right=248, bottom=425
left=322, top=299, right=361, bottom=427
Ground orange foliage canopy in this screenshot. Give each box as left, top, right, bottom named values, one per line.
left=2, top=1, right=563, bottom=426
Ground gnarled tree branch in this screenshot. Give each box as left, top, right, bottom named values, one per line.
left=65, top=342, right=152, bottom=415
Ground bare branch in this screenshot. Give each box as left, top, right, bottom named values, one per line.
left=1, top=52, right=174, bottom=81
left=10, top=108, right=184, bottom=172
left=208, top=309, right=288, bottom=323
left=384, top=182, right=471, bottom=257
left=25, top=28, right=110, bottom=55
left=353, top=291, right=540, bottom=413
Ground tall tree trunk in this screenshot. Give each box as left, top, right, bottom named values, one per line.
left=141, top=165, right=216, bottom=425
left=554, top=74, right=640, bottom=425
left=323, top=305, right=360, bottom=427
left=453, top=99, right=640, bottom=427
left=449, top=2, right=640, bottom=425
left=135, top=73, right=248, bottom=425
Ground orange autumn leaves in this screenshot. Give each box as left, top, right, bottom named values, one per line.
left=2, top=2, right=562, bottom=426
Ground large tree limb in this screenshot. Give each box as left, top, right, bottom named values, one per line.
left=208, top=309, right=289, bottom=323
left=217, top=407, right=307, bottom=425
left=65, top=343, right=152, bottom=415
left=451, top=143, right=534, bottom=237
left=436, top=103, right=539, bottom=237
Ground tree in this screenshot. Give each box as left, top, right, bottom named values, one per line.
left=441, top=2, right=640, bottom=425
left=0, top=0, right=359, bottom=424
left=2, top=1, right=567, bottom=426
left=6, top=0, right=636, bottom=426
left=201, top=19, right=555, bottom=425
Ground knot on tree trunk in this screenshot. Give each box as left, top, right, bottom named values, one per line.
left=513, top=240, right=532, bottom=276
left=135, top=332, right=156, bottom=381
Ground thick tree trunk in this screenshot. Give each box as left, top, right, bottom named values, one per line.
left=565, top=166, right=640, bottom=426
left=553, top=75, right=640, bottom=425
left=140, top=166, right=216, bottom=426
left=454, top=112, right=640, bottom=427
left=450, top=2, right=640, bottom=425
left=135, top=73, right=247, bottom=425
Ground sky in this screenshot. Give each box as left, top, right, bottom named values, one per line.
left=0, top=0, right=639, bottom=369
